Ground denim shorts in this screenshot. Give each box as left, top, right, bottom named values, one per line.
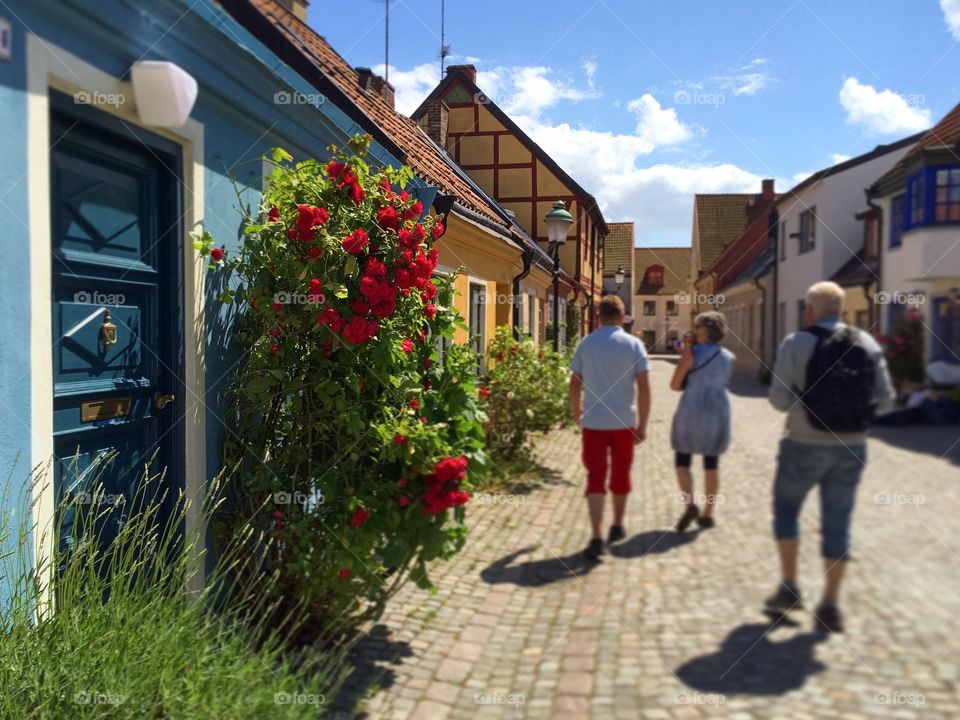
left=772, top=438, right=866, bottom=559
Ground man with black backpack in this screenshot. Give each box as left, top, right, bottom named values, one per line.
left=765, top=281, right=895, bottom=633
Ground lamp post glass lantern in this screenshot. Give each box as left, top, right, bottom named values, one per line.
left=544, top=201, right=573, bottom=351
left=614, top=264, right=625, bottom=289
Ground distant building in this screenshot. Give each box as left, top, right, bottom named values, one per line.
left=871, top=101, right=960, bottom=365
left=699, top=180, right=779, bottom=375
left=633, top=248, right=692, bottom=353
left=603, top=222, right=635, bottom=329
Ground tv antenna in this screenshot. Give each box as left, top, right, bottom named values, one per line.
left=440, top=0, right=451, bottom=75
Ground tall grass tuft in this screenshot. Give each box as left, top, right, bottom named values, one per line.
left=0, top=456, right=348, bottom=719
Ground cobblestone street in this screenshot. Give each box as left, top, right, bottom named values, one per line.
left=341, top=357, right=960, bottom=719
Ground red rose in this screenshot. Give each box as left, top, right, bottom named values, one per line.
left=398, top=496, right=410, bottom=506
left=318, top=307, right=344, bottom=332
left=342, top=315, right=371, bottom=345
left=308, top=246, right=323, bottom=259
left=424, top=304, right=437, bottom=319
left=434, top=456, right=468, bottom=483
left=338, top=569, right=351, bottom=579
left=410, top=399, right=419, bottom=411
left=270, top=344, right=279, bottom=354
left=394, top=434, right=407, bottom=445
left=349, top=182, right=365, bottom=205
left=431, top=221, right=444, bottom=240
left=327, top=161, right=345, bottom=178
left=342, top=228, right=369, bottom=255
left=272, top=302, right=283, bottom=315
left=412, top=224, right=426, bottom=242
left=479, top=386, right=490, bottom=399
left=420, top=416, right=427, bottom=424
left=209, top=247, right=224, bottom=262
left=267, top=206, right=279, bottom=222
left=401, top=338, right=414, bottom=353
left=350, top=300, right=370, bottom=315
left=350, top=507, right=370, bottom=527
left=423, top=358, right=433, bottom=370
left=371, top=298, right=396, bottom=318
left=377, top=206, right=399, bottom=231
left=423, top=378, right=432, bottom=390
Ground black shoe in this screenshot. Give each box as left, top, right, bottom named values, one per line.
left=675, top=504, right=699, bottom=533
left=696, top=516, right=715, bottom=529
left=763, top=583, right=804, bottom=616
left=584, top=538, right=605, bottom=561
left=813, top=602, right=844, bottom=634
left=607, top=525, right=626, bottom=543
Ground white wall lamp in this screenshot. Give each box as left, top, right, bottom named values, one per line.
left=130, top=60, right=198, bottom=128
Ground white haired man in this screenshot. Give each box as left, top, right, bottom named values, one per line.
left=766, top=281, right=894, bottom=633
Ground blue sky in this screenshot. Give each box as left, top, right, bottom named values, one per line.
left=308, top=0, right=960, bottom=246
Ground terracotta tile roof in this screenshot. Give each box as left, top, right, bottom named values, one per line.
left=230, top=0, right=512, bottom=231
left=693, top=194, right=752, bottom=271
left=634, top=247, right=691, bottom=296
left=603, top=222, right=633, bottom=274
left=874, top=102, right=960, bottom=190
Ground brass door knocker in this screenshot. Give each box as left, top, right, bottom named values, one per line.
left=100, top=310, right=118, bottom=349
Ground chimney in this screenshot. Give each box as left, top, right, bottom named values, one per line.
left=446, top=64, right=477, bottom=84
left=423, top=99, right=449, bottom=148
left=761, top=178, right=775, bottom=200
left=274, top=0, right=310, bottom=22
left=357, top=67, right=374, bottom=92
left=369, top=75, right=396, bottom=110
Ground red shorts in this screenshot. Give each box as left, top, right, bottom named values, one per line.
left=581, top=428, right=634, bottom=495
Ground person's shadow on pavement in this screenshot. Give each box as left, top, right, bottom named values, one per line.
left=675, top=622, right=828, bottom=696
left=481, top=546, right=600, bottom=587
left=608, top=529, right=699, bottom=558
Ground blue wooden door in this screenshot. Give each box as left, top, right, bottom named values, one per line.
left=50, top=95, right=184, bottom=551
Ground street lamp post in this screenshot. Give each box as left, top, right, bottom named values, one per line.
left=614, top=264, right=625, bottom=291
left=544, top=200, right=574, bottom=352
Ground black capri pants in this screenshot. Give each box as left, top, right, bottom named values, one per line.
left=675, top=452, right=719, bottom=470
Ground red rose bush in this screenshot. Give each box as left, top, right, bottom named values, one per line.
left=193, top=135, right=487, bottom=631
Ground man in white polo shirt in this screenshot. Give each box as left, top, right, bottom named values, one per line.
left=569, top=295, right=652, bottom=560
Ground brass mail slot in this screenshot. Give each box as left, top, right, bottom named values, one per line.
left=81, top=396, right=131, bottom=422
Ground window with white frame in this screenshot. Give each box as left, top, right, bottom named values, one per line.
left=469, top=281, right=486, bottom=371
left=798, top=207, right=816, bottom=254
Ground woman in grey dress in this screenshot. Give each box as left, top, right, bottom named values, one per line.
left=669, top=312, right=734, bottom=532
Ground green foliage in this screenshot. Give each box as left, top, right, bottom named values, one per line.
left=880, top=308, right=925, bottom=386
left=197, top=135, right=487, bottom=632
left=482, top=327, right=572, bottom=463
left=0, top=463, right=344, bottom=718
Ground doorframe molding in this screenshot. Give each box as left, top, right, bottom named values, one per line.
left=27, top=34, right=207, bottom=601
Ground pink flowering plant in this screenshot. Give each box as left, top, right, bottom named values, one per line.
left=194, top=135, right=487, bottom=630
left=877, top=306, right=925, bottom=390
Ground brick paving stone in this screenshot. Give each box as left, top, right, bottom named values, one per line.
left=343, top=359, right=960, bottom=718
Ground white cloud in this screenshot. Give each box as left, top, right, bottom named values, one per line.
left=627, top=94, right=693, bottom=146
left=715, top=71, right=773, bottom=96
left=372, top=63, right=440, bottom=115
left=838, top=77, right=931, bottom=135
left=583, top=60, right=598, bottom=88
left=941, top=0, right=960, bottom=39
left=829, top=153, right=852, bottom=164
left=708, top=58, right=774, bottom=97
left=499, top=65, right=599, bottom=118
left=381, top=61, right=765, bottom=244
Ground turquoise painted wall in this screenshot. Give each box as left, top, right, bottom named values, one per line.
left=0, top=0, right=409, bottom=592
